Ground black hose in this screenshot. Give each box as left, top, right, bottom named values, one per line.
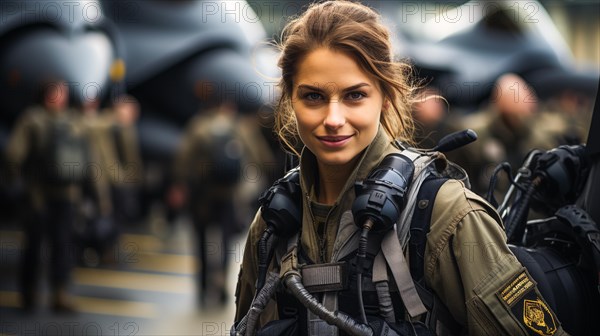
left=486, top=162, right=512, bottom=207
left=244, top=271, right=281, bottom=336
left=374, top=282, right=395, bottom=323
left=257, top=227, right=275, bottom=291
left=284, top=273, right=373, bottom=336
left=505, top=177, right=540, bottom=243
left=356, top=224, right=371, bottom=325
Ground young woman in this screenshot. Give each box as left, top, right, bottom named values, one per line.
left=234, top=1, right=568, bottom=335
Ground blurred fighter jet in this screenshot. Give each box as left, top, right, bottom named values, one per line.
left=377, top=0, right=599, bottom=111
left=98, top=0, right=280, bottom=215
left=0, top=0, right=123, bottom=217
left=0, top=0, right=121, bottom=146
left=99, top=0, right=277, bottom=161
left=0, top=0, right=279, bottom=218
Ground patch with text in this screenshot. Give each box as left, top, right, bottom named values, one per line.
left=497, top=271, right=557, bottom=336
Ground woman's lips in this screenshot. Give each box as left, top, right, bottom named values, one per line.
left=317, top=135, right=353, bottom=148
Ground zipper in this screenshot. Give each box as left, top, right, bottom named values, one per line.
left=321, top=204, right=339, bottom=263
left=305, top=192, right=322, bottom=262
left=305, top=192, right=339, bottom=263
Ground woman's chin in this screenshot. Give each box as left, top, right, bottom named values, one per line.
left=315, top=153, right=356, bottom=168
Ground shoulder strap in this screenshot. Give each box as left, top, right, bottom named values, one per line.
left=408, top=176, right=465, bottom=336
left=409, top=176, right=448, bottom=282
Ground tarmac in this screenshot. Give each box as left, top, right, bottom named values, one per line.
left=0, top=209, right=243, bottom=336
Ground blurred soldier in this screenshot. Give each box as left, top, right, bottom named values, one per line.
left=169, top=99, right=274, bottom=307
left=105, top=95, right=143, bottom=226
left=76, top=94, right=143, bottom=264
left=448, top=73, right=583, bottom=198
left=232, top=110, right=279, bottom=232
left=446, top=73, right=539, bottom=196
left=5, top=80, right=98, bottom=312
left=77, top=96, right=120, bottom=264
left=532, top=88, right=592, bottom=148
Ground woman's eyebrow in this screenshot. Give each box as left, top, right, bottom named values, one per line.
left=342, top=83, right=371, bottom=92
left=297, top=83, right=371, bottom=92
left=297, top=84, right=324, bottom=92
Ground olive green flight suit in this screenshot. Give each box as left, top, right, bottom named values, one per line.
left=235, top=127, right=569, bottom=335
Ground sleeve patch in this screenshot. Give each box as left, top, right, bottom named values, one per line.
left=523, top=298, right=557, bottom=336
left=499, top=271, right=534, bottom=306
left=497, top=271, right=558, bottom=336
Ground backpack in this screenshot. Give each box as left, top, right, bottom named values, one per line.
left=206, top=130, right=242, bottom=185
left=43, top=117, right=90, bottom=185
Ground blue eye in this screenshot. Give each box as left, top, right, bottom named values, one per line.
left=303, top=92, right=323, bottom=101
left=346, top=91, right=366, bottom=101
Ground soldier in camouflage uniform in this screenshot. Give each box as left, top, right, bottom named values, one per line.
left=6, top=80, right=107, bottom=312
left=171, top=99, right=275, bottom=307
left=102, top=95, right=143, bottom=226
left=447, top=73, right=586, bottom=198
left=78, top=95, right=143, bottom=263
left=446, top=74, right=541, bottom=196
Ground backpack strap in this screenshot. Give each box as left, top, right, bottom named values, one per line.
left=376, top=149, right=442, bottom=319
left=409, top=176, right=448, bottom=281
left=409, top=176, right=464, bottom=336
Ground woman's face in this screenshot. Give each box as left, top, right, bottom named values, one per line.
left=292, top=48, right=384, bottom=167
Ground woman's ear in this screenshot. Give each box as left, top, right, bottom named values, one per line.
left=383, top=100, right=390, bottom=110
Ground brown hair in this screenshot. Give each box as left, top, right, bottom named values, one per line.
left=275, top=0, right=417, bottom=155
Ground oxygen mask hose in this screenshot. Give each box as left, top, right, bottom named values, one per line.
left=356, top=218, right=375, bottom=324
left=256, top=227, right=276, bottom=290
left=256, top=168, right=302, bottom=291
left=279, top=244, right=374, bottom=335
left=283, top=272, right=374, bottom=336
left=352, top=153, right=415, bottom=325
left=236, top=169, right=302, bottom=336
left=241, top=271, right=281, bottom=336
left=505, top=176, right=540, bottom=244
left=276, top=154, right=414, bottom=335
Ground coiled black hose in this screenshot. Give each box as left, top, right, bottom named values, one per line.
left=241, top=271, right=281, bottom=336
left=256, top=227, right=276, bottom=291
left=284, top=273, right=373, bottom=336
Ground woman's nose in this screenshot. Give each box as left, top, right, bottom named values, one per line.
left=323, top=101, right=345, bottom=129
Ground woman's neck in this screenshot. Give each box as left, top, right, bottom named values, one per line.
left=316, top=157, right=359, bottom=205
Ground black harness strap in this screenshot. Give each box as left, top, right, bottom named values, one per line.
left=408, top=176, right=463, bottom=336
left=409, top=176, right=448, bottom=282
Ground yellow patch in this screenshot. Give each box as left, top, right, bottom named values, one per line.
left=499, top=271, right=534, bottom=306
left=523, top=299, right=557, bottom=336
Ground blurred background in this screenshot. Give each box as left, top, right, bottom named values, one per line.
left=0, top=1, right=597, bottom=335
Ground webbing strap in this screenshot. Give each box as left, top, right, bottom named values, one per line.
left=381, top=226, right=427, bottom=317
left=307, top=293, right=338, bottom=336
left=372, top=251, right=388, bottom=283
left=279, top=233, right=300, bottom=279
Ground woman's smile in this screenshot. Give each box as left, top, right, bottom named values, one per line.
left=316, top=134, right=354, bottom=148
